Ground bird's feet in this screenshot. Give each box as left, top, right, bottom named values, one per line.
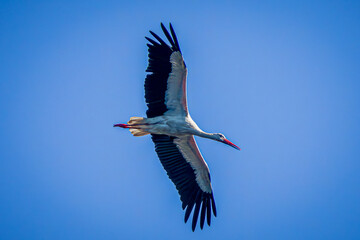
left=113, top=123, right=130, bottom=128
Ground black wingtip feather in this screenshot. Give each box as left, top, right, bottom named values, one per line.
left=145, top=36, right=160, bottom=46
left=169, top=23, right=181, bottom=52
left=161, top=23, right=176, bottom=49
left=191, top=191, right=202, bottom=231
left=211, top=194, right=217, bottom=217
left=200, top=198, right=207, bottom=229
left=181, top=185, right=196, bottom=208
left=149, top=30, right=167, bottom=46
left=184, top=189, right=198, bottom=223
left=184, top=201, right=194, bottom=223
left=206, top=196, right=211, bottom=226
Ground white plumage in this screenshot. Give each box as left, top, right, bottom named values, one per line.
left=114, top=23, right=240, bottom=231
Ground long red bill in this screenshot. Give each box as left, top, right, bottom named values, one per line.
left=223, top=139, right=241, bottom=150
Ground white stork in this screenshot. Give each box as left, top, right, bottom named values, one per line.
left=114, top=23, right=240, bottom=231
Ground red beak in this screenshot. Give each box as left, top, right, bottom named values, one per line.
left=223, top=139, right=241, bottom=150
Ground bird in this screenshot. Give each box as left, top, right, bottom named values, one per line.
left=114, top=23, right=240, bottom=231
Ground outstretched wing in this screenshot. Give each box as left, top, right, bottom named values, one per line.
left=151, top=134, right=217, bottom=231
left=145, top=23, right=188, bottom=118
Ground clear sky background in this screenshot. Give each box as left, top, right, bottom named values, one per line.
left=1, top=1, right=360, bottom=239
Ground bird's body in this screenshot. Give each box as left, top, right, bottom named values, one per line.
left=114, top=23, right=240, bottom=231
left=125, top=115, right=200, bottom=136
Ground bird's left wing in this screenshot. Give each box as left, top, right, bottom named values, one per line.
left=151, top=134, right=217, bottom=231
left=145, top=23, right=188, bottom=118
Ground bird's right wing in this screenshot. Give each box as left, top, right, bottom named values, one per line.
left=144, top=23, right=188, bottom=118
left=151, top=134, right=216, bottom=231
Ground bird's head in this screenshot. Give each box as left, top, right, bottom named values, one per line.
left=214, top=133, right=240, bottom=150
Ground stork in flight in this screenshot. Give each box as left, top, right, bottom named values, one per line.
left=114, top=23, right=240, bottom=231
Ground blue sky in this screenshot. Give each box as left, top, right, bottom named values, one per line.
left=1, top=0, right=360, bottom=239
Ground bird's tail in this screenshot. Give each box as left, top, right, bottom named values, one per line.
left=114, top=117, right=150, bottom=137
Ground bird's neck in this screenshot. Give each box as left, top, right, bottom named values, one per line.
left=196, top=131, right=218, bottom=140
left=187, top=116, right=218, bottom=141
